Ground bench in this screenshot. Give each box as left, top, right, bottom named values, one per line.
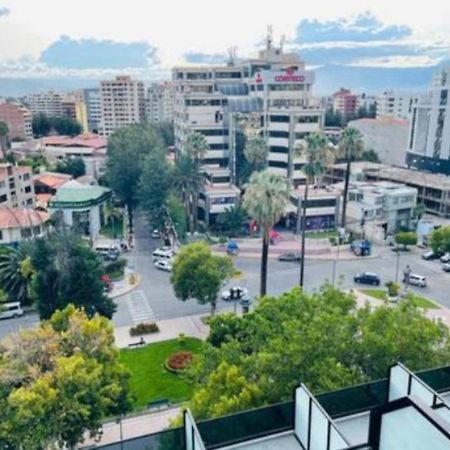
left=128, top=339, right=146, bottom=348
left=148, top=398, right=170, bottom=411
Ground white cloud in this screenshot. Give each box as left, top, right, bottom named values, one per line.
left=348, top=55, right=439, bottom=68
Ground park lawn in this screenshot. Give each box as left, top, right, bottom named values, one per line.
left=306, top=230, right=337, bottom=240
left=361, top=289, right=439, bottom=309
left=119, top=337, right=203, bottom=410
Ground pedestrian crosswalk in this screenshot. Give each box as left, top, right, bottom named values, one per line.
left=126, top=290, right=156, bottom=324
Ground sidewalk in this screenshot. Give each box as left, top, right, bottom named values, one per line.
left=79, top=406, right=181, bottom=448
left=114, top=313, right=209, bottom=348
left=353, top=290, right=450, bottom=328
left=110, top=268, right=140, bottom=299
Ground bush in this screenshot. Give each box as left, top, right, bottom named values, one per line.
left=129, top=322, right=160, bottom=336
left=178, top=333, right=186, bottom=346
left=165, top=351, right=193, bottom=373
left=385, top=281, right=400, bottom=297
left=104, top=258, right=127, bottom=279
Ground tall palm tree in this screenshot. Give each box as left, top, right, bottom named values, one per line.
left=338, top=128, right=364, bottom=228
left=296, top=133, right=335, bottom=287
left=244, top=136, right=269, bottom=171
left=172, top=154, right=203, bottom=233
left=0, top=242, right=34, bottom=305
left=185, top=131, right=210, bottom=162
left=243, top=170, right=290, bottom=296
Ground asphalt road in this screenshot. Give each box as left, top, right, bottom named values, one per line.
left=2, top=211, right=450, bottom=339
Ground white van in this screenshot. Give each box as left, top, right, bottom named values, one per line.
left=0, top=302, right=24, bottom=319
left=152, top=248, right=174, bottom=261
left=407, top=274, right=427, bottom=288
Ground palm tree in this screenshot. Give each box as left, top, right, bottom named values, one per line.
left=244, top=136, right=269, bottom=171
left=0, top=242, right=34, bottom=305
left=338, top=128, right=364, bottom=228
left=296, top=133, right=335, bottom=287
left=0, top=121, right=9, bottom=155
left=184, top=131, right=210, bottom=162
left=104, top=203, right=123, bottom=239
left=216, top=205, right=248, bottom=237
left=172, top=154, right=203, bottom=233
left=243, top=170, right=290, bottom=296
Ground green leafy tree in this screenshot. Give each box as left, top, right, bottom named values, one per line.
left=429, top=226, right=450, bottom=254
left=243, top=136, right=268, bottom=171
left=172, top=154, right=203, bottom=233
left=216, top=206, right=247, bottom=237
left=324, top=108, right=343, bottom=127
left=106, top=124, right=165, bottom=232
left=0, top=305, right=132, bottom=449
left=338, top=127, right=364, bottom=228
left=0, top=243, right=34, bottom=305
left=32, top=113, right=51, bottom=137
left=32, top=114, right=81, bottom=137
left=153, top=121, right=175, bottom=147
left=243, top=170, right=290, bottom=296
left=184, top=131, right=210, bottom=162
left=0, top=121, right=9, bottom=153
left=394, top=231, right=417, bottom=249
left=295, top=133, right=335, bottom=286
left=138, top=151, right=172, bottom=231
left=30, top=232, right=116, bottom=319
left=413, top=203, right=426, bottom=221
left=55, top=157, right=86, bottom=178
left=360, top=148, right=380, bottom=163
left=185, top=285, right=450, bottom=420
left=171, top=242, right=234, bottom=316
left=167, top=193, right=187, bottom=241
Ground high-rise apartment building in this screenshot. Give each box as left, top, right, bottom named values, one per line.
left=407, top=68, right=450, bottom=174
left=23, top=91, right=63, bottom=117
left=332, top=88, right=358, bottom=121
left=99, top=76, right=146, bottom=136
left=377, top=90, right=419, bottom=119
left=0, top=103, right=33, bottom=141
left=83, top=88, right=102, bottom=133
left=146, top=82, right=175, bottom=123
left=0, top=163, right=35, bottom=208
left=173, top=33, right=324, bottom=187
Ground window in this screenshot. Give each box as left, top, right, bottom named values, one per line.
left=269, top=130, right=289, bottom=138
left=22, top=173, right=30, bottom=181
left=209, top=143, right=229, bottom=150
left=297, top=116, right=319, bottom=123
left=305, top=198, right=336, bottom=208
left=20, top=228, right=32, bottom=239
left=270, top=115, right=290, bottom=123
left=198, top=129, right=228, bottom=136
left=270, top=146, right=289, bottom=154
left=268, top=84, right=304, bottom=91
left=24, top=186, right=31, bottom=194
left=210, top=197, right=236, bottom=205
left=268, top=160, right=288, bottom=168
left=0, top=194, right=6, bottom=203
left=0, top=230, right=2, bottom=240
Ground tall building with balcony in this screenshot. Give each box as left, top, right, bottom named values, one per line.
left=0, top=163, right=35, bottom=208
left=23, top=91, right=63, bottom=117
left=146, top=82, right=175, bottom=124
left=99, top=76, right=146, bottom=136
left=407, top=68, right=450, bottom=175
left=83, top=88, right=102, bottom=133
left=377, top=90, right=419, bottom=120
left=0, top=103, right=33, bottom=141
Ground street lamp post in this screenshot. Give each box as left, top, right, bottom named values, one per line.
left=395, top=243, right=400, bottom=283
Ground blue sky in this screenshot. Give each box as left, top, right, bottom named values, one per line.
left=1, top=0, right=450, bottom=94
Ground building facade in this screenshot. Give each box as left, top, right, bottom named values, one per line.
left=83, top=88, right=102, bottom=133
left=0, top=208, right=49, bottom=245
left=0, top=163, right=35, bottom=208
left=99, top=76, right=146, bottom=136
left=0, top=103, right=33, bottom=141
left=376, top=90, right=419, bottom=119
left=23, top=91, right=63, bottom=117
left=407, top=68, right=450, bottom=174
left=146, top=82, right=175, bottom=123
left=332, top=88, right=358, bottom=121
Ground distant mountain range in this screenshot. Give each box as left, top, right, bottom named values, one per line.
left=0, top=63, right=446, bottom=97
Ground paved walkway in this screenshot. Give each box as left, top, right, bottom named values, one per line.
left=114, top=313, right=209, bottom=348
left=110, top=268, right=140, bottom=299
left=79, top=406, right=181, bottom=448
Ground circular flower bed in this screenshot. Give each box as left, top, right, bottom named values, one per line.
left=165, top=351, right=193, bottom=374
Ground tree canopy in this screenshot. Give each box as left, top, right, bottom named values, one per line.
left=0, top=305, right=131, bottom=449
left=395, top=231, right=417, bottom=249
left=170, top=242, right=235, bottom=316
left=186, top=285, right=450, bottom=420
left=429, top=226, right=450, bottom=254
left=32, top=113, right=82, bottom=137
left=55, top=157, right=86, bottom=178
left=243, top=136, right=268, bottom=171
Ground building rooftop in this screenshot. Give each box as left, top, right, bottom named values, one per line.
left=50, top=180, right=110, bottom=205
left=0, top=208, right=49, bottom=229
left=42, top=133, right=107, bottom=150
left=203, top=183, right=240, bottom=195
left=291, top=185, right=340, bottom=199
left=350, top=116, right=409, bottom=126
left=34, top=172, right=72, bottom=190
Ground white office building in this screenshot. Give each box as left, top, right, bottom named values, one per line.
left=377, top=90, right=419, bottom=120
left=83, top=88, right=102, bottom=133
left=23, top=91, right=63, bottom=117
left=407, top=68, right=450, bottom=175
left=146, top=82, right=175, bottom=124
left=99, top=76, right=146, bottom=136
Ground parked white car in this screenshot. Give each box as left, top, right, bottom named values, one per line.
left=0, top=302, right=24, bottom=320
left=406, top=274, right=427, bottom=287
left=221, top=286, right=248, bottom=301
left=154, top=260, right=172, bottom=272
left=441, top=253, right=450, bottom=263
left=152, top=248, right=174, bottom=261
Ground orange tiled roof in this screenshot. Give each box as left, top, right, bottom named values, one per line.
left=0, top=208, right=49, bottom=229
left=42, top=133, right=107, bottom=150
left=34, top=172, right=72, bottom=189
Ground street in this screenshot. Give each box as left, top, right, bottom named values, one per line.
left=2, top=211, right=450, bottom=340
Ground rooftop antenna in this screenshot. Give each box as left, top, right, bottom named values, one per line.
left=227, top=46, right=237, bottom=66
left=280, top=34, right=286, bottom=52
left=266, top=25, right=273, bottom=50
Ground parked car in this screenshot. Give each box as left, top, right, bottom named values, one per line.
left=406, top=274, right=427, bottom=287
left=353, top=272, right=381, bottom=286
left=0, top=302, right=24, bottom=320
left=278, top=252, right=302, bottom=262
left=95, top=245, right=120, bottom=260
left=221, top=286, right=248, bottom=301
left=152, top=248, right=174, bottom=261
left=422, top=250, right=439, bottom=260
left=154, top=260, right=172, bottom=272
left=151, top=229, right=160, bottom=239
left=441, top=253, right=450, bottom=263
left=442, top=263, right=450, bottom=272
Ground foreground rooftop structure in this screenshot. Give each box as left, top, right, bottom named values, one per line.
left=92, top=362, right=450, bottom=450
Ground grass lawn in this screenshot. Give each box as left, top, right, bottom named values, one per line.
left=305, top=230, right=336, bottom=239
left=361, top=289, right=439, bottom=309
left=119, top=337, right=203, bottom=410
left=100, top=217, right=124, bottom=239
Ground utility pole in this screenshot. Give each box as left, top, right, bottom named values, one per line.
left=395, top=243, right=400, bottom=283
